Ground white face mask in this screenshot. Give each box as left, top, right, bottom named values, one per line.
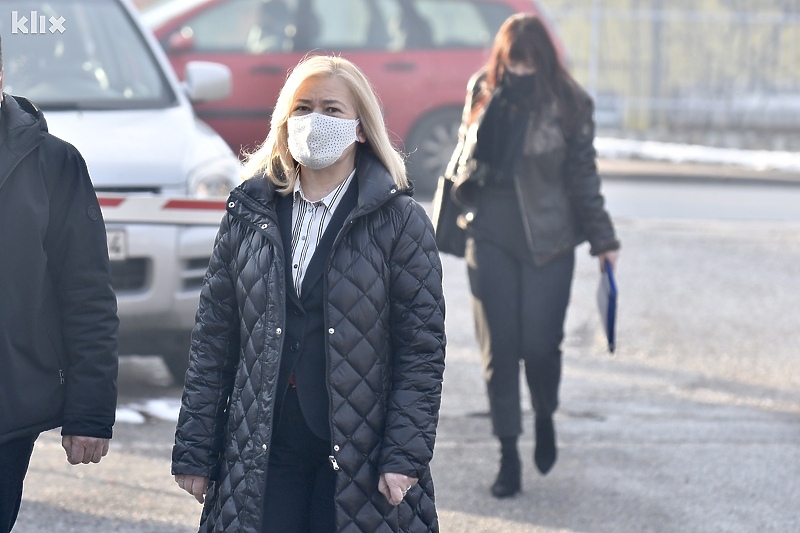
left=287, top=112, right=360, bottom=170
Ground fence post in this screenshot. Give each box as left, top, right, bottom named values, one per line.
left=588, top=0, right=602, bottom=99
left=650, top=0, right=664, bottom=130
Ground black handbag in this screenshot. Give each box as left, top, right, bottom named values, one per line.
left=431, top=174, right=466, bottom=257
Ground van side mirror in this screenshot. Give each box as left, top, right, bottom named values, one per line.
left=183, top=61, right=232, bottom=103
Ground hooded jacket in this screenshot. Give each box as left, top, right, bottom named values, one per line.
left=172, top=148, right=446, bottom=532
left=448, top=72, right=620, bottom=265
left=0, top=93, right=119, bottom=444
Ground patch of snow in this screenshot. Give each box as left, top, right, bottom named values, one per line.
left=117, top=398, right=182, bottom=423
left=597, top=137, right=800, bottom=174
left=115, top=408, right=147, bottom=424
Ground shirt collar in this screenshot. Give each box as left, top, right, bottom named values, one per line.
left=293, top=169, right=356, bottom=208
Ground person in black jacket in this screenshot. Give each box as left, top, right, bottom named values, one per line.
left=442, top=14, right=620, bottom=498
left=171, top=55, right=445, bottom=533
left=0, top=37, right=119, bottom=533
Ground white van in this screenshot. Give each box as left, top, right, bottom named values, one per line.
left=1, top=0, right=241, bottom=380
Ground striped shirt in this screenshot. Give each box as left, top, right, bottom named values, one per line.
left=290, top=170, right=355, bottom=296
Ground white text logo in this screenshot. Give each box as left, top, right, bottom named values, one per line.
left=11, top=11, right=66, bottom=34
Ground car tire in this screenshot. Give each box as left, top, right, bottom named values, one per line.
left=405, top=108, right=462, bottom=198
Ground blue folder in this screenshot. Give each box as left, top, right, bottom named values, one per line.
left=596, top=259, right=618, bottom=353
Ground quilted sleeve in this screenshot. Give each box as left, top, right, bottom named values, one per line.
left=380, top=201, right=446, bottom=478
left=172, top=214, right=240, bottom=479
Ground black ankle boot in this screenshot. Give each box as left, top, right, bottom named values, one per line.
left=534, top=416, right=557, bottom=475
left=491, top=451, right=521, bottom=498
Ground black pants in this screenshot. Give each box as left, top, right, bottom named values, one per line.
left=0, top=434, right=37, bottom=533
left=262, top=386, right=335, bottom=533
left=467, top=237, right=574, bottom=438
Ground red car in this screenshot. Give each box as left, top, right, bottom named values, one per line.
left=144, top=0, right=561, bottom=194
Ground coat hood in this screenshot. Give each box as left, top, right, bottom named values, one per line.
left=0, top=94, right=47, bottom=182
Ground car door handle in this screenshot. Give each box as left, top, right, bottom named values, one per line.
left=384, top=61, right=416, bottom=72
left=250, top=64, right=286, bottom=75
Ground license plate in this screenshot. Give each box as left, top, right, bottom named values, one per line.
left=106, top=230, right=127, bottom=261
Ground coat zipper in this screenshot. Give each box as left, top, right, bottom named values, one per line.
left=7, top=137, right=67, bottom=384
left=322, top=189, right=400, bottom=470
left=323, top=212, right=361, bottom=471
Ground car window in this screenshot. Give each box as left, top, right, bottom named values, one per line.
left=140, top=0, right=211, bottom=29
left=472, top=1, right=519, bottom=41
left=302, top=0, right=513, bottom=52
left=0, top=0, right=175, bottom=109
left=174, top=0, right=296, bottom=54
left=375, top=0, right=433, bottom=51
left=150, top=0, right=513, bottom=55
left=414, top=0, right=511, bottom=48
left=302, top=0, right=386, bottom=51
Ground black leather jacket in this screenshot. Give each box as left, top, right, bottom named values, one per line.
left=172, top=149, right=445, bottom=532
left=449, top=72, right=620, bottom=265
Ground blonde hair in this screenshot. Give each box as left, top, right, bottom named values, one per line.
left=241, top=55, right=408, bottom=193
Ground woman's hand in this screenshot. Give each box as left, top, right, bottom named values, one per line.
left=598, top=250, right=619, bottom=273
left=378, top=472, right=419, bottom=506
left=175, top=474, right=209, bottom=504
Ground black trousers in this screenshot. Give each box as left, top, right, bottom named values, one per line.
left=262, top=386, right=335, bottom=533
left=0, top=434, right=37, bottom=533
left=467, top=237, right=575, bottom=438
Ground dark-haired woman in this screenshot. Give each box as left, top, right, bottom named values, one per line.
left=444, top=13, right=620, bottom=498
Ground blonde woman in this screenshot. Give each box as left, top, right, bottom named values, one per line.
left=172, top=55, right=445, bottom=533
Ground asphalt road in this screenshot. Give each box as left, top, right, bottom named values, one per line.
left=13, top=174, right=800, bottom=533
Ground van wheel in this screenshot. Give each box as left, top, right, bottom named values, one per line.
left=161, top=332, right=192, bottom=385
left=163, top=353, right=189, bottom=385
left=405, top=108, right=462, bottom=197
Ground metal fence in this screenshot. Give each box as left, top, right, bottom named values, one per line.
left=542, top=0, right=800, bottom=150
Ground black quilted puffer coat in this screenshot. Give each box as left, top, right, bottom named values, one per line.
left=172, top=149, right=446, bottom=533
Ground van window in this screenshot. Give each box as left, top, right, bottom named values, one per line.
left=1, top=0, right=174, bottom=109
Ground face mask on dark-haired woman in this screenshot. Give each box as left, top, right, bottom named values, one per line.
left=503, top=71, right=537, bottom=92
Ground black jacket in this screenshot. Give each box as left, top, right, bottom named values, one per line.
left=449, top=72, right=620, bottom=265
left=0, top=93, right=119, bottom=444
left=172, top=148, right=446, bottom=532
